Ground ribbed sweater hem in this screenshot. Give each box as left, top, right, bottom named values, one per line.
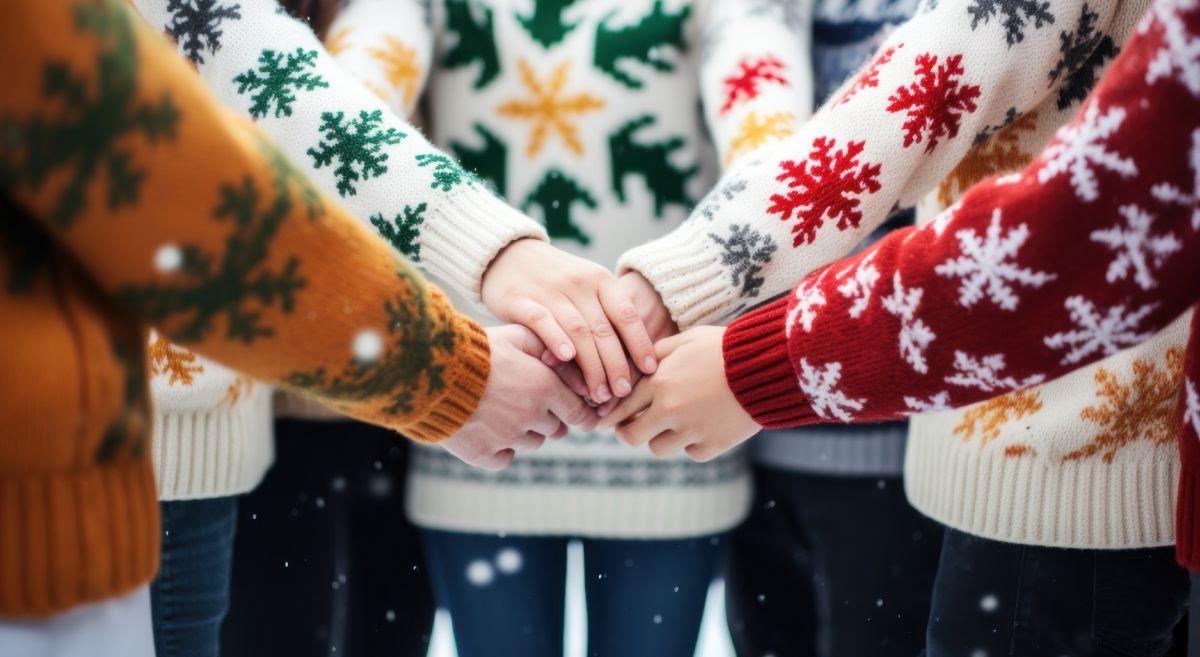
left=0, top=461, right=159, bottom=617
left=904, top=428, right=1177, bottom=550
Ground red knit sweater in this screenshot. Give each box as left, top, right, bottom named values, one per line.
left=723, top=0, right=1200, bottom=565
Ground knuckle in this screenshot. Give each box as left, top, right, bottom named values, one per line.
left=616, top=303, right=642, bottom=325
left=522, top=304, right=550, bottom=325
left=590, top=320, right=616, bottom=339
left=566, top=321, right=592, bottom=339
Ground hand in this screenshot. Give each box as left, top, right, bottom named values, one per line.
left=481, top=239, right=657, bottom=404
left=597, top=326, right=761, bottom=462
left=442, top=325, right=598, bottom=471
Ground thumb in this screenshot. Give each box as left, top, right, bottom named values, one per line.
left=543, top=370, right=599, bottom=431
left=503, top=323, right=549, bottom=359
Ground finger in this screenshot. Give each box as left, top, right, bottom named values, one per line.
left=614, top=403, right=673, bottom=449
left=599, top=279, right=657, bottom=376
left=542, top=370, right=600, bottom=431
left=509, top=298, right=575, bottom=361
left=540, top=349, right=566, bottom=368
left=550, top=360, right=590, bottom=399
left=513, top=432, right=546, bottom=452
left=548, top=421, right=569, bottom=440
left=597, top=377, right=655, bottom=431
left=473, top=448, right=516, bottom=472
left=653, top=332, right=690, bottom=359
left=527, top=411, right=562, bottom=437
left=685, top=443, right=720, bottom=463
left=553, top=302, right=611, bottom=403
left=574, top=295, right=632, bottom=398
left=647, top=430, right=689, bottom=459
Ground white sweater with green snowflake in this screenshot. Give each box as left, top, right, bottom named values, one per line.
left=325, top=0, right=814, bottom=538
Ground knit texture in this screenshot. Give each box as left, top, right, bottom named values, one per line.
left=0, top=0, right=489, bottom=615
left=324, top=0, right=821, bottom=537
left=724, top=0, right=1199, bottom=548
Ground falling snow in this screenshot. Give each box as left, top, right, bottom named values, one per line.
left=352, top=329, right=384, bottom=363
left=466, top=560, right=495, bottom=586
left=155, top=244, right=183, bottom=272
left=496, top=548, right=523, bottom=574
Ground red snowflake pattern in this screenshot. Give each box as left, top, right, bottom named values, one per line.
left=838, top=43, right=904, bottom=105
left=767, top=137, right=883, bottom=247
left=721, top=55, right=789, bottom=114
left=886, top=53, right=982, bottom=152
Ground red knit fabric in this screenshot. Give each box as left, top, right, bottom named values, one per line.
left=1179, top=312, right=1200, bottom=569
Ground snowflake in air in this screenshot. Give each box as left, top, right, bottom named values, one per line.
left=1036, top=103, right=1137, bottom=202
left=1089, top=204, right=1182, bottom=290
left=886, top=53, right=981, bottom=152
left=1043, top=296, right=1156, bottom=365
left=945, top=351, right=1044, bottom=392
left=767, top=137, right=883, bottom=246
left=796, top=359, right=866, bottom=422
left=935, top=209, right=1056, bottom=311
left=882, top=272, right=937, bottom=373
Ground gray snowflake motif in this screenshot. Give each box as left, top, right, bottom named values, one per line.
left=967, top=0, right=1054, bottom=46
left=165, top=0, right=242, bottom=65
left=696, top=177, right=749, bottom=221
left=708, top=224, right=777, bottom=298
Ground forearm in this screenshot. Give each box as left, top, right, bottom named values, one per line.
left=133, top=0, right=547, bottom=302
left=621, top=0, right=1131, bottom=329
left=2, top=0, right=488, bottom=442
left=724, top=2, right=1200, bottom=427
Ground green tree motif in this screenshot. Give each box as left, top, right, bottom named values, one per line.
left=518, top=0, right=582, bottom=48
left=450, top=123, right=507, bottom=196
left=609, top=115, right=699, bottom=217
left=522, top=169, right=595, bottom=245
left=416, top=153, right=476, bottom=192
left=0, top=0, right=180, bottom=227
left=284, top=267, right=456, bottom=416
left=371, top=203, right=426, bottom=261
left=119, top=153, right=313, bottom=343
left=234, top=48, right=329, bottom=119
left=443, top=0, right=501, bottom=89
left=307, top=109, right=406, bottom=197
left=594, top=0, right=691, bottom=89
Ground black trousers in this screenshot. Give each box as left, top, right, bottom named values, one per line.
left=220, top=419, right=435, bottom=657
left=725, top=466, right=944, bottom=657
left=926, top=528, right=1189, bottom=657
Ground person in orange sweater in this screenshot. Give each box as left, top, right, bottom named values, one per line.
left=0, top=0, right=598, bottom=654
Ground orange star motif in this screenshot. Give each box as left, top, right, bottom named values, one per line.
left=725, top=111, right=795, bottom=165
left=497, top=58, right=605, bottom=158
left=368, top=35, right=422, bottom=106
left=325, top=27, right=352, bottom=56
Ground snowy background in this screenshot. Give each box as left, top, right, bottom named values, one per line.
left=426, top=541, right=736, bottom=657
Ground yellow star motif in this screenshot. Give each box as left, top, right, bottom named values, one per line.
left=725, top=111, right=796, bottom=165
left=368, top=36, right=422, bottom=106
left=325, top=27, right=352, bottom=56
left=497, top=58, right=605, bottom=158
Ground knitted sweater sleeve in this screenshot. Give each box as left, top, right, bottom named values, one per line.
left=324, top=0, right=434, bottom=119
left=1, top=0, right=490, bottom=443
left=619, top=0, right=1128, bottom=329
left=697, top=0, right=815, bottom=168
left=133, top=0, right=548, bottom=304
left=723, top=0, right=1200, bottom=428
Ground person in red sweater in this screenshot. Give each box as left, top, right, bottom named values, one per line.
left=602, top=0, right=1200, bottom=650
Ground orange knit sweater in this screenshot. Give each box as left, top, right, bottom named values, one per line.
left=0, top=0, right=490, bottom=617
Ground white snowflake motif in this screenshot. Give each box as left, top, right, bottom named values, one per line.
left=1150, top=127, right=1200, bottom=231
left=928, top=199, right=963, bottom=237
left=1184, top=377, right=1200, bottom=438
left=945, top=351, right=1045, bottom=392
left=1141, top=0, right=1200, bottom=97
left=881, top=272, right=937, bottom=373
left=1089, top=204, right=1182, bottom=290
left=836, top=252, right=881, bottom=319
left=1036, top=103, right=1138, bottom=202
left=934, top=209, right=1056, bottom=311
left=785, top=276, right=827, bottom=337
left=903, top=391, right=953, bottom=415
left=1043, top=295, right=1157, bottom=365
left=796, top=359, right=866, bottom=422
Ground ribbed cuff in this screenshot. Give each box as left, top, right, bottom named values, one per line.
left=0, top=461, right=159, bottom=617
left=420, top=188, right=548, bottom=304
left=723, top=298, right=815, bottom=429
left=617, top=221, right=737, bottom=330
left=402, top=299, right=491, bottom=443
left=1178, top=464, right=1200, bottom=571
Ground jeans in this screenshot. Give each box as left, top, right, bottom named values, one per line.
left=421, top=530, right=725, bottom=657
left=725, top=467, right=943, bottom=657
left=926, top=528, right=1189, bottom=657
left=221, top=419, right=435, bottom=657
left=150, top=496, right=239, bottom=657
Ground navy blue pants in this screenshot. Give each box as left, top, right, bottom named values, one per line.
left=422, top=530, right=724, bottom=657
left=150, top=496, right=239, bottom=657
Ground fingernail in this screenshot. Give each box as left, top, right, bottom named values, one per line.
left=596, top=384, right=612, bottom=402
left=615, top=377, right=631, bottom=396
left=643, top=356, right=658, bottom=373
left=558, top=344, right=575, bottom=360
left=597, top=406, right=610, bottom=418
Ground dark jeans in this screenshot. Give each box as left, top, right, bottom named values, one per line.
left=725, top=466, right=943, bottom=657
left=422, top=530, right=724, bottom=657
left=220, top=420, right=435, bottom=657
left=150, top=496, right=239, bottom=657
left=926, top=528, right=1189, bottom=657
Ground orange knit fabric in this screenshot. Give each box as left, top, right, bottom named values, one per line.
left=0, top=0, right=490, bottom=616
